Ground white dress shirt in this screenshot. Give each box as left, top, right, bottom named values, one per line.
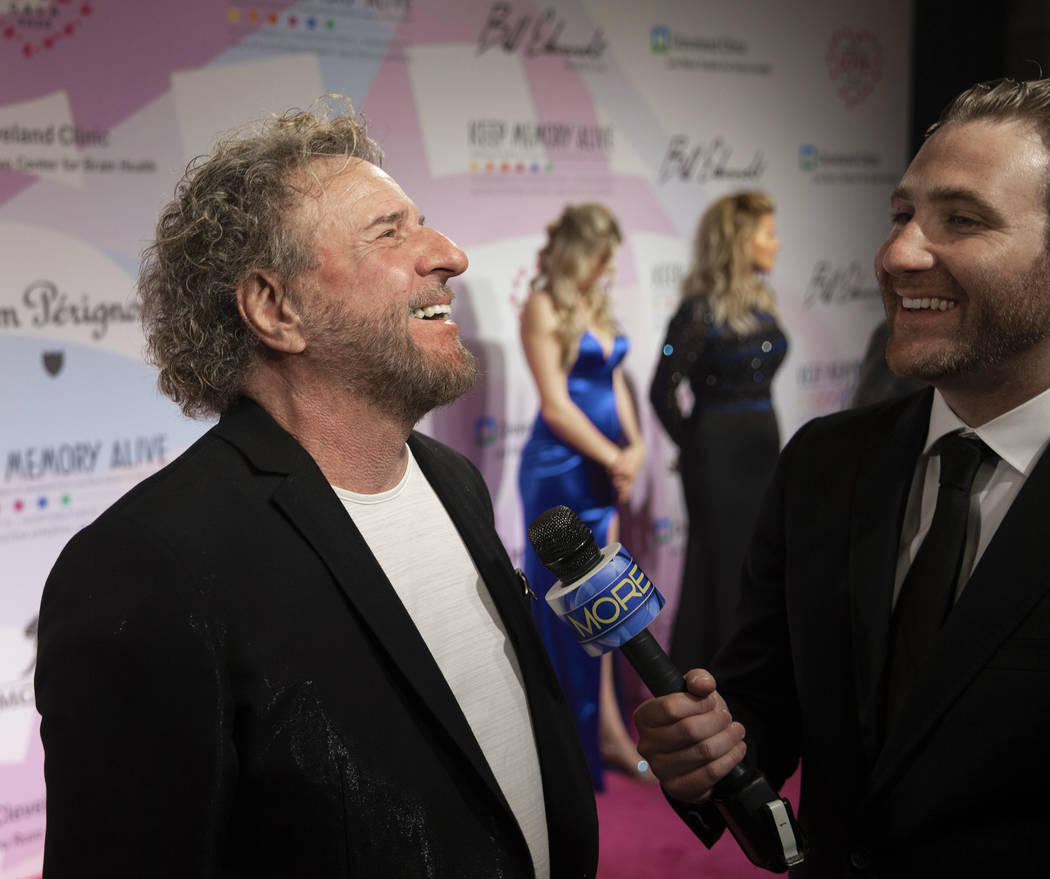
left=894, top=385, right=1050, bottom=606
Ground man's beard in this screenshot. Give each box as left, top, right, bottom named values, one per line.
left=885, top=252, right=1050, bottom=384
left=302, top=296, right=478, bottom=425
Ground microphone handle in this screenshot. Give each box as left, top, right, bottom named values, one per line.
left=619, top=629, right=751, bottom=795
left=619, top=628, right=687, bottom=697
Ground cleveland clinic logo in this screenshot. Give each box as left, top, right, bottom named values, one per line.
left=652, top=517, right=673, bottom=546
left=647, top=23, right=766, bottom=74
left=472, top=416, right=530, bottom=450
left=650, top=26, right=670, bottom=54
left=798, top=144, right=894, bottom=184
left=475, top=416, right=498, bottom=447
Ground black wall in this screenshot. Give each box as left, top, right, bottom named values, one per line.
left=911, top=0, right=1050, bottom=156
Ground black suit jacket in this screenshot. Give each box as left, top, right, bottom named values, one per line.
left=36, top=398, right=597, bottom=878
left=678, top=389, right=1050, bottom=877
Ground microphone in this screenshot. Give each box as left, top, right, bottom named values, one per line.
left=528, top=505, right=805, bottom=873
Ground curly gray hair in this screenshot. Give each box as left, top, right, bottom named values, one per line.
left=138, top=96, right=382, bottom=417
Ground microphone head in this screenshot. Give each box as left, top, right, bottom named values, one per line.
left=528, top=505, right=602, bottom=583
left=529, top=505, right=665, bottom=657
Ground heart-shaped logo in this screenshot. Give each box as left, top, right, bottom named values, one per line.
left=826, top=28, right=882, bottom=109
left=2, top=1, right=93, bottom=60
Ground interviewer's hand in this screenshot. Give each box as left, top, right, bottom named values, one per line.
left=633, top=669, right=747, bottom=804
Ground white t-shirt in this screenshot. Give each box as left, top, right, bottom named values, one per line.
left=333, top=448, right=549, bottom=879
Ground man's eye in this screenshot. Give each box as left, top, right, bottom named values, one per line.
left=379, top=228, right=397, bottom=238
left=948, top=215, right=979, bottom=228
left=890, top=210, right=912, bottom=226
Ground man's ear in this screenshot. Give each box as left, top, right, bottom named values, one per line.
left=236, top=270, right=307, bottom=354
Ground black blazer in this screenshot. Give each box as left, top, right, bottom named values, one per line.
left=680, top=389, right=1050, bottom=877
left=36, top=398, right=597, bottom=878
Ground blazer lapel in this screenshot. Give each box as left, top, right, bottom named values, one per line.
left=848, top=391, right=932, bottom=766
left=213, top=401, right=507, bottom=812
left=870, top=441, right=1050, bottom=795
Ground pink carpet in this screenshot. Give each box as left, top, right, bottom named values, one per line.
left=596, top=767, right=802, bottom=878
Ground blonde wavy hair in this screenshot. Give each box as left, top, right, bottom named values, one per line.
left=530, top=203, right=622, bottom=367
left=682, top=191, right=777, bottom=335
left=138, top=95, right=382, bottom=418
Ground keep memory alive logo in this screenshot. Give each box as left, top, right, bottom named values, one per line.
left=6, top=435, right=169, bottom=482
left=468, top=118, right=613, bottom=173
left=1, top=280, right=140, bottom=341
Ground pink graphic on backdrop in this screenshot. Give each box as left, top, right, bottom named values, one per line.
left=0, top=0, right=299, bottom=206
left=364, top=0, right=677, bottom=249
left=0, top=717, right=45, bottom=875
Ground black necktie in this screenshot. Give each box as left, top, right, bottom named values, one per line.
left=886, top=432, right=990, bottom=729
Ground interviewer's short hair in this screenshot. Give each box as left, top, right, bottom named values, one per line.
left=138, top=96, right=382, bottom=418
left=928, top=77, right=1050, bottom=147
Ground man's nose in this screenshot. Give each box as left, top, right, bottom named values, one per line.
left=420, top=227, right=469, bottom=278
left=877, top=221, right=936, bottom=277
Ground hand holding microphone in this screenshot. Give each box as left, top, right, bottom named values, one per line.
left=633, top=666, right=748, bottom=800
left=528, top=505, right=805, bottom=873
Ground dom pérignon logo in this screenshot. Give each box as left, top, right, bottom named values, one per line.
left=43, top=349, right=64, bottom=376
left=826, top=28, right=882, bottom=109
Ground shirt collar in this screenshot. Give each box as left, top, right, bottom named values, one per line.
left=925, top=386, right=1050, bottom=476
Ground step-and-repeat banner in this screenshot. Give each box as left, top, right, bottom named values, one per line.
left=0, top=2, right=910, bottom=874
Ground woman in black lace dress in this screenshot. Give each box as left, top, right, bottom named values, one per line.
left=649, top=191, right=788, bottom=672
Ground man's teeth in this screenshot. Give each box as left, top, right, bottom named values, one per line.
left=901, top=297, right=957, bottom=311
left=412, top=304, right=452, bottom=320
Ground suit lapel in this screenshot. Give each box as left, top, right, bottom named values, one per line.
left=870, top=441, right=1050, bottom=795
left=848, top=391, right=932, bottom=766
left=213, top=401, right=508, bottom=813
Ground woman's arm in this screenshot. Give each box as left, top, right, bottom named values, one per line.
left=609, top=367, right=645, bottom=503
left=521, top=291, right=624, bottom=470
left=649, top=299, right=705, bottom=447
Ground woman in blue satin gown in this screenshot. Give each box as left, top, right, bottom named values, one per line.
left=518, top=203, right=647, bottom=791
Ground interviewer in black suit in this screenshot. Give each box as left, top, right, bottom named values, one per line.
left=35, top=98, right=596, bottom=878
left=635, top=77, right=1050, bottom=877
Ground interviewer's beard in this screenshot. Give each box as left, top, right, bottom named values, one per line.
left=302, top=296, right=478, bottom=425
left=883, top=251, right=1050, bottom=383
